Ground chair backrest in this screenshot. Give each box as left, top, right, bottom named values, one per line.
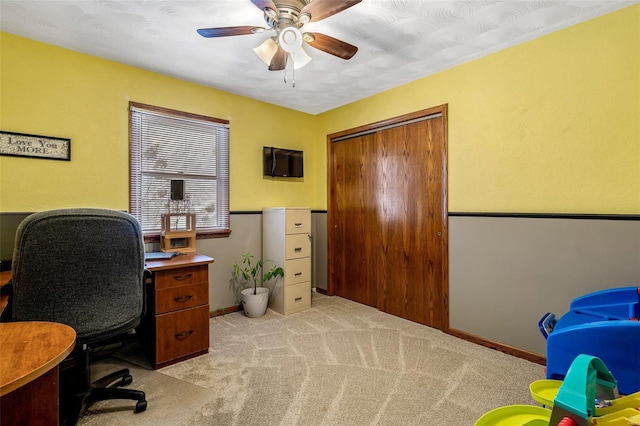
left=11, top=208, right=145, bottom=345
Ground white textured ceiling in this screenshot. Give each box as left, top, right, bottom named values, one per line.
left=1, top=0, right=637, bottom=114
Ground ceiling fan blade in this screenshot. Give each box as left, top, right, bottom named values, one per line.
left=269, top=47, right=287, bottom=71
left=304, top=32, right=358, bottom=60
left=197, top=26, right=263, bottom=38
left=251, top=0, right=278, bottom=13
left=300, top=0, right=362, bottom=22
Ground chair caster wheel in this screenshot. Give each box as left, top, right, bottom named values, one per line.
left=120, top=375, right=133, bottom=386
left=135, top=400, right=147, bottom=413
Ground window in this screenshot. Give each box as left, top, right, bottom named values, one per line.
left=129, top=102, right=230, bottom=238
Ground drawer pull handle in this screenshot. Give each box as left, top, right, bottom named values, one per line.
left=294, top=223, right=303, bottom=227
left=173, top=273, right=192, bottom=281
left=174, top=330, right=193, bottom=340
left=295, top=297, right=303, bottom=302
left=294, top=247, right=302, bottom=252
left=174, top=295, right=193, bottom=303
left=295, top=272, right=302, bottom=277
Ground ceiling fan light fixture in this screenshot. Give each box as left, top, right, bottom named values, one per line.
left=278, top=27, right=303, bottom=53
left=253, top=37, right=278, bottom=65
left=291, top=46, right=312, bottom=69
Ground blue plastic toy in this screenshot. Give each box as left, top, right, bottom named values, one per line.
left=540, top=286, right=640, bottom=395
left=475, top=354, right=640, bottom=426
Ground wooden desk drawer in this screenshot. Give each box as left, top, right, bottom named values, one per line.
left=155, top=305, right=209, bottom=366
left=284, top=281, right=311, bottom=314
left=285, top=234, right=311, bottom=259
left=284, top=257, right=310, bottom=286
left=155, top=282, right=208, bottom=314
left=153, top=265, right=208, bottom=290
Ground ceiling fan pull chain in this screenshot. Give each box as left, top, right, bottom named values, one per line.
left=291, top=53, right=296, bottom=88
left=283, top=53, right=289, bottom=84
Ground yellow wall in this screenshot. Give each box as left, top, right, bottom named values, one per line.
left=316, top=4, right=640, bottom=214
left=2, top=4, right=639, bottom=215
left=0, top=32, right=316, bottom=212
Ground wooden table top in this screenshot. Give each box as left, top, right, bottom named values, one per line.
left=145, top=253, right=214, bottom=272
left=0, top=321, right=76, bottom=396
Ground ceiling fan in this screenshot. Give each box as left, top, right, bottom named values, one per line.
left=197, top=0, right=361, bottom=74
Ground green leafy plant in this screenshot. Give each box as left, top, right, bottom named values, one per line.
left=232, top=252, right=284, bottom=295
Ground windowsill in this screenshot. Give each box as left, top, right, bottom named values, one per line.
left=143, top=229, right=231, bottom=244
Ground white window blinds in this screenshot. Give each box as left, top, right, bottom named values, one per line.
left=129, top=103, right=229, bottom=235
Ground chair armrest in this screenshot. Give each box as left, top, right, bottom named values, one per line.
left=0, top=279, right=13, bottom=320
left=142, top=269, right=152, bottom=317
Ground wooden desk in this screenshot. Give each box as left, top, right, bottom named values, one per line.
left=143, top=253, right=214, bottom=369
left=0, top=254, right=214, bottom=371
left=0, top=321, right=76, bottom=426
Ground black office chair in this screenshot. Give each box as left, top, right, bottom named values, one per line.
left=7, top=208, right=148, bottom=425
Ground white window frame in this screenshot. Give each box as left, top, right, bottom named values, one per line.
left=129, top=102, right=230, bottom=239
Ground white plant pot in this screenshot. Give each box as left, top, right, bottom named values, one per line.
left=241, top=287, right=269, bottom=318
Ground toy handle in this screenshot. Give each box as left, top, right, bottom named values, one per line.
left=553, top=354, right=618, bottom=419
left=538, top=312, right=557, bottom=339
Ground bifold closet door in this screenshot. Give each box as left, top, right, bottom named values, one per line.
left=329, top=111, right=447, bottom=330
left=375, top=117, right=446, bottom=327
left=330, top=132, right=380, bottom=308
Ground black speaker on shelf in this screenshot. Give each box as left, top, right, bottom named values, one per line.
left=170, top=179, right=184, bottom=201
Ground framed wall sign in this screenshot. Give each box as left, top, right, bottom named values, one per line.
left=0, top=131, right=71, bottom=161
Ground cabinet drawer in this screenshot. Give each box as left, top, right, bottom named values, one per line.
left=285, top=209, right=311, bottom=234
left=153, top=265, right=208, bottom=290
left=155, top=305, right=209, bottom=365
left=284, top=281, right=311, bottom=314
left=285, top=234, right=311, bottom=259
left=155, top=282, right=208, bottom=314
left=284, top=257, right=310, bottom=286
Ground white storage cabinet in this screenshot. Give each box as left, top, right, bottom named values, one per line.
left=263, top=207, right=311, bottom=315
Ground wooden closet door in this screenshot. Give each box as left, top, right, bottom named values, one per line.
left=328, top=107, right=447, bottom=330
left=330, top=132, right=379, bottom=307
left=376, top=117, right=446, bottom=328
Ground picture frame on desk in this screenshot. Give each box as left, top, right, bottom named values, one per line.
left=0, top=131, right=71, bottom=161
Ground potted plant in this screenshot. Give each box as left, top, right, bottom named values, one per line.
left=232, top=252, right=284, bottom=318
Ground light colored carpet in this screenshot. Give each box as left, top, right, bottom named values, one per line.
left=78, top=293, right=544, bottom=425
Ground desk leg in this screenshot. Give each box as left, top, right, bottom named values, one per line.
left=1, top=366, right=59, bottom=426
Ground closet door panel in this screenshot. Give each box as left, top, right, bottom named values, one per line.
left=376, top=118, right=445, bottom=327
left=330, top=133, right=379, bottom=307
left=328, top=106, right=448, bottom=330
